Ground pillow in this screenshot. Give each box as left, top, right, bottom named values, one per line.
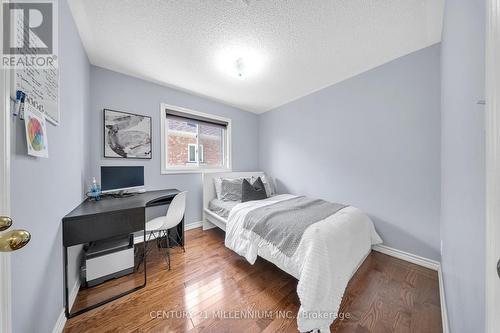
left=242, top=177, right=268, bottom=202
left=220, top=178, right=245, bottom=201
left=215, top=175, right=275, bottom=200
left=214, top=177, right=223, bottom=200
left=253, top=174, right=276, bottom=196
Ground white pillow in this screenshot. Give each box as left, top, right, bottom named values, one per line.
left=252, top=174, right=276, bottom=196
left=214, top=177, right=223, bottom=200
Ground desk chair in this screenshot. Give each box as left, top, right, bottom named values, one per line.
left=145, top=191, right=187, bottom=270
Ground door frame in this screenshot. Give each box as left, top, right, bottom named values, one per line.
left=486, top=0, right=500, bottom=332
left=0, top=18, right=12, bottom=333
left=0, top=1, right=12, bottom=332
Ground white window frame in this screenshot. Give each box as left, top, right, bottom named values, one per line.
left=199, top=144, right=204, bottom=163
left=160, top=103, right=232, bottom=174
left=186, top=144, right=205, bottom=164
left=187, top=144, right=197, bottom=163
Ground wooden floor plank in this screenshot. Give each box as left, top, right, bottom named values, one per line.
left=64, top=228, right=442, bottom=333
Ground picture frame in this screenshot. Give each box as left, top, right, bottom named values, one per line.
left=103, top=109, right=152, bottom=159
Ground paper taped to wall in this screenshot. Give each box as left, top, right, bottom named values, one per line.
left=24, top=105, right=49, bottom=158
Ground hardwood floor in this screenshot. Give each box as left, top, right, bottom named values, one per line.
left=63, top=227, right=442, bottom=333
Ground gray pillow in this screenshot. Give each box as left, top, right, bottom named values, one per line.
left=254, top=174, right=276, bottom=196
left=220, top=178, right=244, bottom=201
left=241, top=177, right=268, bottom=202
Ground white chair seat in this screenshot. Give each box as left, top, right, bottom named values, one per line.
left=145, top=216, right=167, bottom=232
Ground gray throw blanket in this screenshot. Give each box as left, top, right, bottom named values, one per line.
left=242, top=196, right=347, bottom=257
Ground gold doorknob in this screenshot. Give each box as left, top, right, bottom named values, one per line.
left=0, top=230, right=31, bottom=252
left=0, top=216, right=12, bottom=232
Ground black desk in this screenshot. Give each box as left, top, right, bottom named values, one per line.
left=62, top=189, right=181, bottom=318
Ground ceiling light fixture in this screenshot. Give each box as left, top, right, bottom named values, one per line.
left=215, top=44, right=266, bottom=80
left=235, top=57, right=245, bottom=78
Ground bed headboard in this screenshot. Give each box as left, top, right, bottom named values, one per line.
left=202, top=171, right=265, bottom=211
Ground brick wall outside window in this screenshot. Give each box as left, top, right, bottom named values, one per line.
left=167, top=132, right=222, bottom=166
left=200, top=135, right=223, bottom=166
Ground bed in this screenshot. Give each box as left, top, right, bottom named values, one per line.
left=202, top=172, right=382, bottom=332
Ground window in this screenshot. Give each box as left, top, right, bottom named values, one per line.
left=187, top=144, right=203, bottom=163
left=188, top=144, right=196, bottom=163
left=161, top=104, right=231, bottom=173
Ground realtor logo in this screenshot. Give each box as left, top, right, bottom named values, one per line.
left=2, top=1, right=57, bottom=68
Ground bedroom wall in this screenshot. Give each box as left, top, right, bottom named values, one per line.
left=88, top=66, right=260, bottom=226
left=440, top=0, right=485, bottom=331
left=259, top=44, right=441, bottom=260
left=9, top=0, right=90, bottom=332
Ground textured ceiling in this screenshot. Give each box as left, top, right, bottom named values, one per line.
left=68, top=0, right=444, bottom=113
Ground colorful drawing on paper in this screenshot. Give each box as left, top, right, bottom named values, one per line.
left=24, top=106, right=49, bottom=158
left=28, top=118, right=44, bottom=150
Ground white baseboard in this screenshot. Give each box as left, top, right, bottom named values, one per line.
left=52, top=279, right=80, bottom=333
left=134, top=221, right=202, bottom=244
left=69, top=281, right=80, bottom=311
left=52, top=310, right=66, bottom=333
left=438, top=266, right=450, bottom=333
left=183, top=220, right=203, bottom=231
left=372, top=244, right=448, bottom=333
left=202, top=220, right=217, bottom=230
left=372, top=244, right=440, bottom=271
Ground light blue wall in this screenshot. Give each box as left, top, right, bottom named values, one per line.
left=259, top=44, right=441, bottom=260
left=440, top=0, right=485, bottom=331
left=88, top=66, right=260, bottom=226
left=9, top=1, right=90, bottom=332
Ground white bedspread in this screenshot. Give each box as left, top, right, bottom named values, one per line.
left=225, top=194, right=382, bottom=332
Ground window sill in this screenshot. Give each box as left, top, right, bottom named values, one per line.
left=161, top=168, right=232, bottom=175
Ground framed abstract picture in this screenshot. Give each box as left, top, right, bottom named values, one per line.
left=103, top=109, right=152, bottom=159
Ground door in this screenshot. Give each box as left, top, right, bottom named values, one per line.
left=0, top=3, right=31, bottom=331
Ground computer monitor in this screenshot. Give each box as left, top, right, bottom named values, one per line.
left=100, top=166, right=144, bottom=194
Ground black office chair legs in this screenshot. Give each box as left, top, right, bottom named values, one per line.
left=165, top=230, right=171, bottom=270
left=154, top=229, right=171, bottom=270
left=165, top=229, right=185, bottom=253
left=140, top=229, right=185, bottom=271
left=136, top=230, right=158, bottom=271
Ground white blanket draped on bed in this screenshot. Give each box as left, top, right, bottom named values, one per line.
left=225, top=194, right=382, bottom=332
